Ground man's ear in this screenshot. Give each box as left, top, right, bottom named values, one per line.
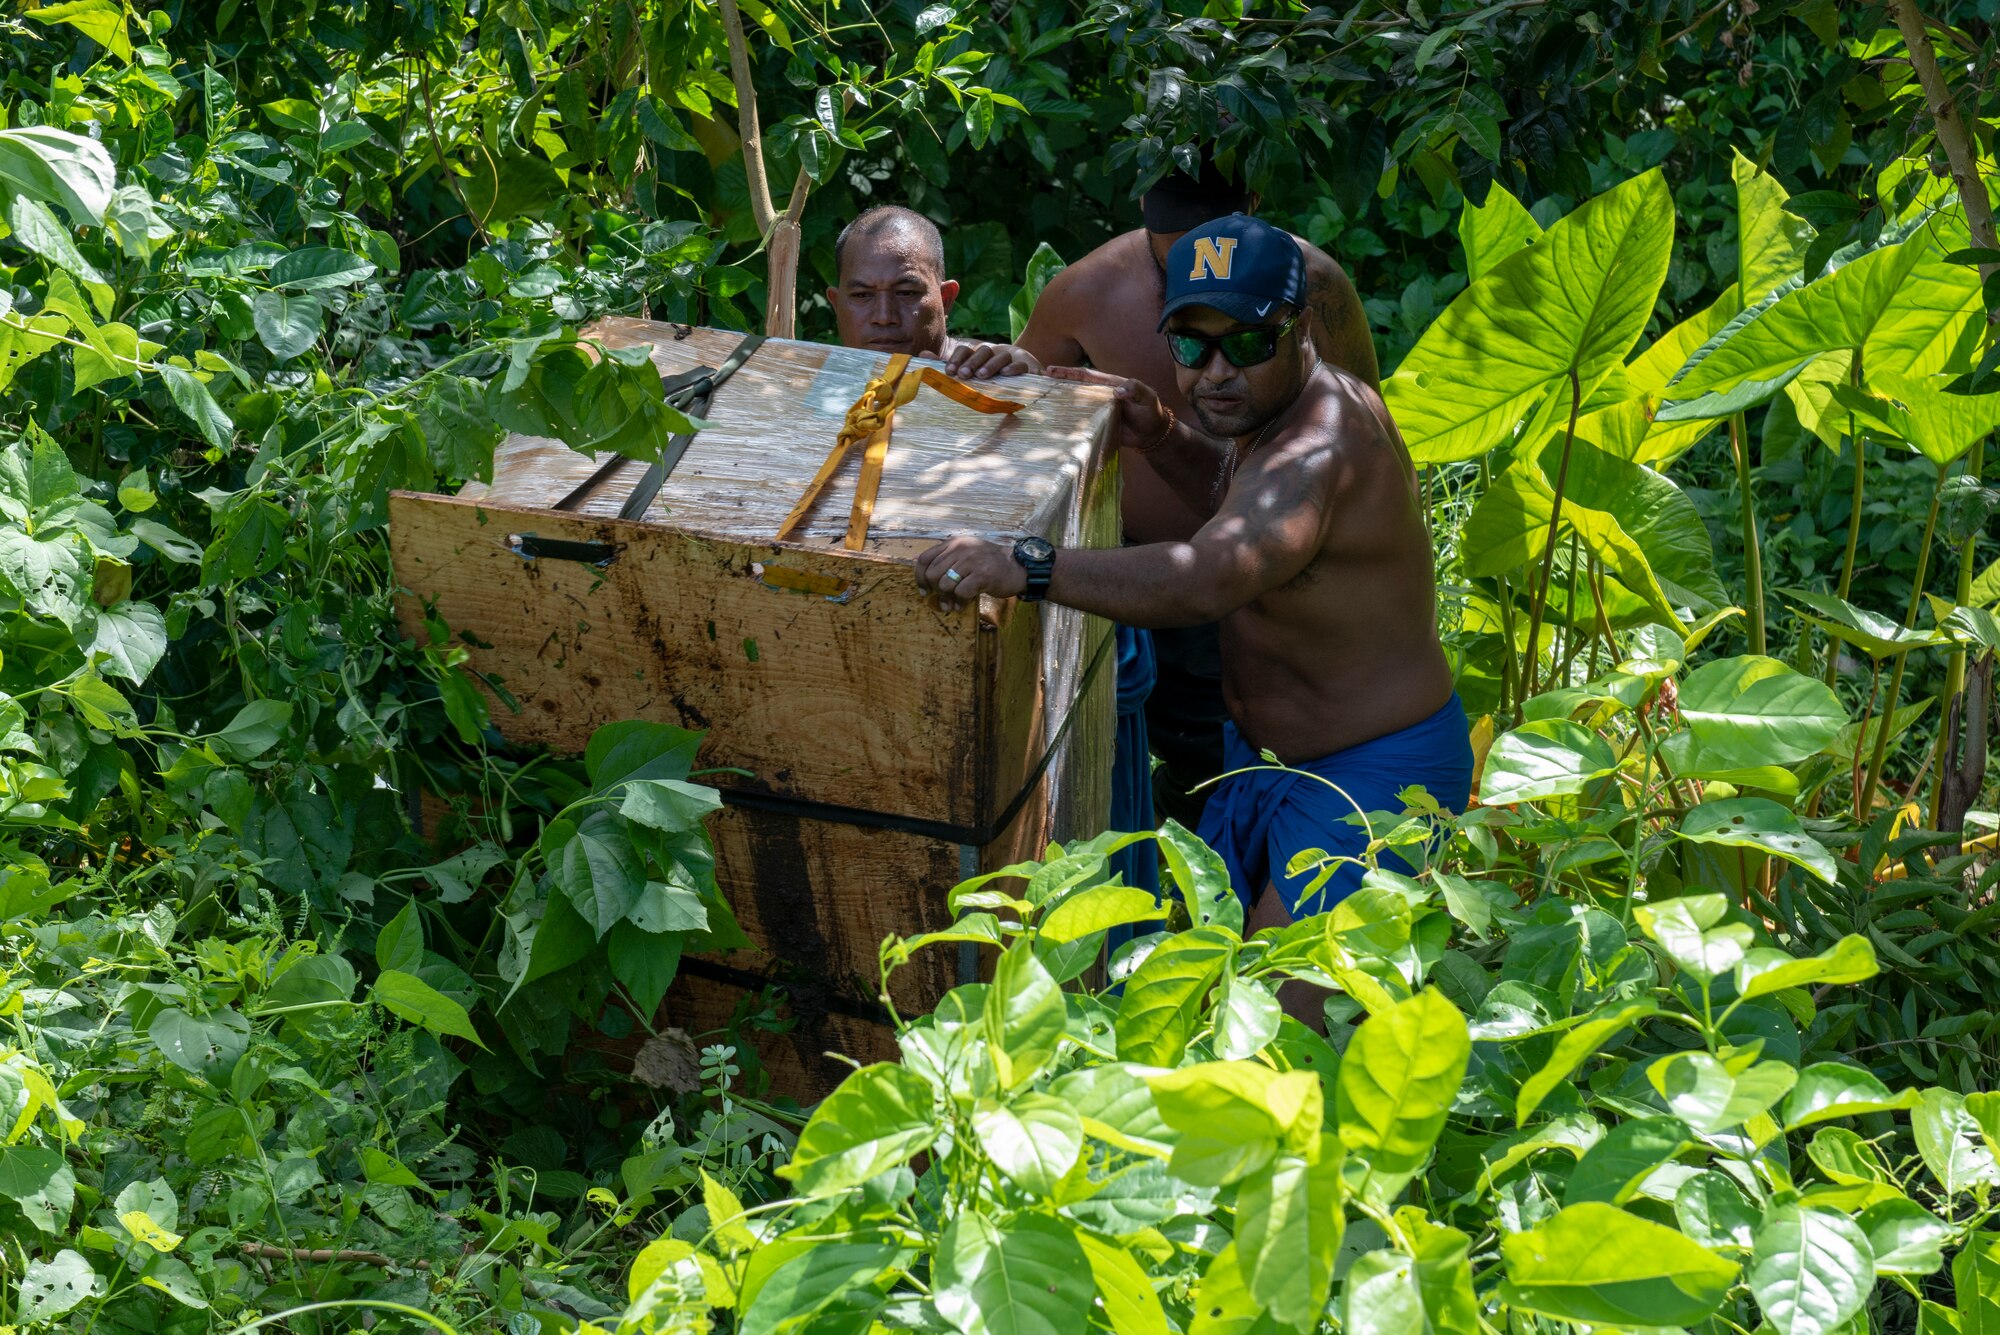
left=825, top=284, right=840, bottom=308
left=938, top=278, right=961, bottom=313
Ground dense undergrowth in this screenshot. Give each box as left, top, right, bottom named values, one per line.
left=0, top=0, right=1996, bottom=1330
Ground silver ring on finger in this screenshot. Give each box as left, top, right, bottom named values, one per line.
left=941, top=568, right=963, bottom=587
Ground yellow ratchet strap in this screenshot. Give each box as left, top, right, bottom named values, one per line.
left=776, top=353, right=1024, bottom=550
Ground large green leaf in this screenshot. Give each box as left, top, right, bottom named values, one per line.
left=373, top=970, right=484, bottom=1048
left=1782, top=588, right=1950, bottom=659
left=251, top=290, right=323, bottom=361
left=1958, top=1233, right=2000, bottom=1335
left=1562, top=1115, right=1689, bottom=1207
left=17, top=1249, right=96, bottom=1324
left=1634, top=893, right=1752, bottom=979
left=0, top=1146, right=76, bottom=1234
left=1675, top=1171, right=1760, bottom=1249
left=1334, top=988, right=1469, bottom=1187
left=1665, top=219, right=1977, bottom=404
left=1783, top=1063, right=1922, bottom=1130
left=1477, top=719, right=1620, bottom=805
left=1499, top=1202, right=1739, bottom=1326
left=739, top=1241, right=901, bottom=1335
left=972, top=1094, right=1084, bottom=1196
left=1149, top=1060, right=1320, bottom=1188
left=0, top=126, right=116, bottom=223
left=1734, top=148, right=1816, bottom=305
left=1735, top=935, right=1878, bottom=1002
left=1915, top=1089, right=2000, bottom=1197
left=1047, top=1064, right=1174, bottom=1158
left=1750, top=1206, right=1874, bottom=1335
left=1039, top=883, right=1165, bottom=944
left=1114, top=926, right=1233, bottom=1066
left=1388, top=170, right=1674, bottom=462
left=1236, top=1141, right=1343, bottom=1329
left=1675, top=655, right=1847, bottom=767
left=1515, top=1000, right=1659, bottom=1124
left=1342, top=1248, right=1425, bottom=1335
left=1459, top=181, right=1542, bottom=282
left=1676, top=798, right=1840, bottom=884
left=544, top=811, right=646, bottom=938
left=1157, top=820, right=1241, bottom=936
left=932, top=1213, right=1092, bottom=1335
left=985, top=945, right=1065, bottom=1088
left=781, top=1064, right=938, bottom=1197
left=1860, top=1199, right=1951, bottom=1276
left=1650, top=1051, right=1797, bottom=1135
left=1831, top=370, right=2000, bottom=466
left=1076, top=1229, right=1170, bottom=1335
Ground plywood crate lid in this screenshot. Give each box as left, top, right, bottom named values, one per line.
left=393, top=320, right=1120, bottom=834
left=462, top=318, right=1116, bottom=548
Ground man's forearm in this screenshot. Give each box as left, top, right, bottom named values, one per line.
left=1134, top=418, right=1233, bottom=519
left=1045, top=543, right=1233, bottom=628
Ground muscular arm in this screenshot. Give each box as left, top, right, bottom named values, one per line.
left=1302, top=245, right=1380, bottom=390
left=1014, top=264, right=1089, bottom=368
left=1133, top=415, right=1233, bottom=520
left=1043, top=435, right=1330, bottom=627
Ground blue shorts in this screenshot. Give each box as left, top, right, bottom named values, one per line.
left=1109, top=625, right=1160, bottom=898
left=1196, top=692, right=1473, bottom=917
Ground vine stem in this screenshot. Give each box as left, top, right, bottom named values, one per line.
left=1825, top=349, right=1867, bottom=689
left=1855, top=461, right=1947, bottom=823
left=1728, top=411, right=1765, bottom=655
left=225, top=1300, right=463, bottom=1334
left=1521, top=370, right=1584, bottom=704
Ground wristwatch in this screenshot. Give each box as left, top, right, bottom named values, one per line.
left=1012, top=536, right=1056, bottom=602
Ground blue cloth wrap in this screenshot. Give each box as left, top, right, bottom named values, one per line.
left=1109, top=625, right=1160, bottom=899
left=1196, top=692, right=1473, bottom=917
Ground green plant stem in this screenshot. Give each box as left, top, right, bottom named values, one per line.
left=1522, top=371, right=1585, bottom=705
left=1728, top=411, right=1765, bottom=655
left=1930, top=434, right=1987, bottom=827
left=1856, top=462, right=1947, bottom=822
left=1825, top=354, right=1867, bottom=688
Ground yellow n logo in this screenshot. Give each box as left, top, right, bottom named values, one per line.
left=1188, top=236, right=1237, bottom=281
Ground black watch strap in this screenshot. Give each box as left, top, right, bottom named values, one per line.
left=1013, top=538, right=1055, bottom=602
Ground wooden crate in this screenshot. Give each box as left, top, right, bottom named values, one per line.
left=390, top=321, right=1118, bottom=1100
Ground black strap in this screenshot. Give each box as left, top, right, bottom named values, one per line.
left=552, top=332, right=767, bottom=519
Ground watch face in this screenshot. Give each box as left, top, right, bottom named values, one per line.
left=1018, top=537, right=1055, bottom=562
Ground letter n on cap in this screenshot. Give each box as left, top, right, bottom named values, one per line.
left=1188, top=236, right=1237, bottom=281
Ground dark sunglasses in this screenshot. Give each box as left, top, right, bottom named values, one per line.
left=1165, top=310, right=1302, bottom=369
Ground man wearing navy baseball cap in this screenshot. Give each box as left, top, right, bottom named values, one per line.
left=917, top=214, right=1469, bottom=1029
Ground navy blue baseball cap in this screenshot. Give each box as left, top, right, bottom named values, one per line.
left=1158, top=213, right=1308, bottom=330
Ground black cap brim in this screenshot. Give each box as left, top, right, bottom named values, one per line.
left=1157, top=289, right=1291, bottom=331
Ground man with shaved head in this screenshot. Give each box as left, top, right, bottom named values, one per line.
left=827, top=205, right=1035, bottom=378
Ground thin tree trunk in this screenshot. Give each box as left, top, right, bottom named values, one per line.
left=1889, top=2, right=1999, bottom=308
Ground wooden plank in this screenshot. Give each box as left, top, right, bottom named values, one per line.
left=391, top=490, right=999, bottom=827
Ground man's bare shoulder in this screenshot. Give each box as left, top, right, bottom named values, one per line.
left=1043, top=229, right=1154, bottom=301
left=1256, top=369, right=1397, bottom=478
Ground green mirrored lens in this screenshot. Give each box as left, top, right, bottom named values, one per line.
left=1216, top=328, right=1280, bottom=366
left=1167, top=334, right=1210, bottom=368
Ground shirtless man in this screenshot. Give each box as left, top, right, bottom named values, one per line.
left=917, top=215, right=1468, bottom=1010
left=829, top=204, right=1160, bottom=900
left=827, top=205, right=1036, bottom=379
left=1016, top=161, right=1379, bottom=831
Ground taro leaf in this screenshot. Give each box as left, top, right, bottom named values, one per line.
left=1735, top=148, right=1817, bottom=306
left=1114, top=926, right=1233, bottom=1067
left=780, top=1064, right=938, bottom=1197
left=1236, top=1141, right=1343, bottom=1328
left=1335, top=989, right=1469, bottom=1189
left=1676, top=798, right=1839, bottom=884
left=1498, top=1201, right=1738, bottom=1326
left=1782, top=587, right=1949, bottom=658
left=1478, top=719, right=1620, bottom=805
left=1634, top=894, right=1752, bottom=980
left=932, top=1212, right=1091, bottom=1335
left=17, top=1249, right=96, bottom=1324
left=1150, top=1060, right=1320, bottom=1188
left=0, top=1145, right=76, bottom=1234
left=984, top=944, right=1065, bottom=1088
left=1832, top=370, right=2000, bottom=466
left=1677, top=655, right=1847, bottom=766
left=1459, top=181, right=1542, bottom=283
left=1342, top=1247, right=1426, bottom=1335
left=1563, top=1116, right=1690, bottom=1207
left=148, top=1005, right=250, bottom=1081
left=1675, top=1170, right=1761, bottom=1250
left=1008, top=241, right=1068, bottom=344
left=1783, top=1062, right=1922, bottom=1129
left=1749, top=1205, right=1873, bottom=1335
left=251, top=290, right=323, bottom=361
left=1735, top=935, right=1877, bottom=1001
left=1915, top=1088, right=2000, bottom=1196
left=1515, top=1000, right=1660, bottom=1124
left=1389, top=169, right=1674, bottom=463
left=738, top=1241, right=900, bottom=1335
left=372, top=970, right=484, bottom=1048
left=1825, top=695, right=1933, bottom=765
left=1157, top=819, right=1241, bottom=936
left=1860, top=1198, right=1951, bottom=1276
left=1040, top=883, right=1165, bottom=944
left=1077, top=1230, right=1170, bottom=1335
left=971, top=1093, right=1084, bottom=1196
